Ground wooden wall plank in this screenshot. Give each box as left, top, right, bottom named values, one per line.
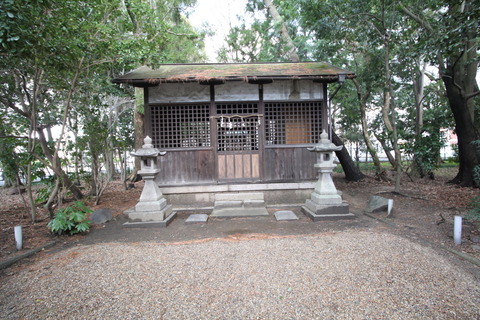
left=234, top=155, right=243, bottom=179
left=226, top=155, right=235, bottom=178
left=252, top=154, right=260, bottom=178
left=153, top=147, right=316, bottom=184
left=243, top=154, right=252, bottom=178
left=263, top=147, right=316, bottom=181
left=218, top=154, right=226, bottom=179
left=156, top=150, right=215, bottom=185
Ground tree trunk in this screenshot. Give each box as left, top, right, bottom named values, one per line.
left=411, top=60, right=427, bottom=178
left=443, top=1, right=479, bottom=187
left=353, top=78, right=382, bottom=173
left=399, top=1, right=479, bottom=187
left=36, top=129, right=84, bottom=200
left=0, top=124, right=21, bottom=188
left=133, top=88, right=145, bottom=174
left=264, top=0, right=300, bottom=62
left=443, top=69, right=478, bottom=186
left=332, top=131, right=366, bottom=181
left=382, top=23, right=402, bottom=193
left=375, top=133, right=396, bottom=167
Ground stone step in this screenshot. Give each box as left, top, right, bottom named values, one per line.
left=210, top=207, right=269, bottom=218
left=243, top=200, right=266, bottom=208
left=214, top=200, right=243, bottom=209
left=215, top=192, right=264, bottom=201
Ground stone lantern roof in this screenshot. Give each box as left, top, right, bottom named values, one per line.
left=131, top=136, right=166, bottom=158
left=307, top=131, right=343, bottom=152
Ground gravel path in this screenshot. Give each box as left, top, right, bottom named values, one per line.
left=1, top=231, right=479, bottom=319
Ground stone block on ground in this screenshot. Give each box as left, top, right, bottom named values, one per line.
left=122, top=212, right=177, bottom=228
left=366, top=195, right=389, bottom=213
left=90, top=208, right=113, bottom=225
left=301, top=205, right=355, bottom=221
left=210, top=207, right=269, bottom=218
left=274, top=210, right=298, bottom=221
left=185, top=214, right=209, bottom=224
left=128, top=204, right=173, bottom=222
left=304, top=200, right=350, bottom=215
left=135, top=198, right=167, bottom=212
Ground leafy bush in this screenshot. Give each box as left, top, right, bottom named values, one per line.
left=48, top=201, right=92, bottom=235
left=35, top=176, right=56, bottom=204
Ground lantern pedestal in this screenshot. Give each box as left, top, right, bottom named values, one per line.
left=301, top=131, right=355, bottom=221
left=124, top=136, right=176, bottom=228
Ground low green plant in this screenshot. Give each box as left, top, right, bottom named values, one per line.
left=48, top=201, right=92, bottom=235
left=35, top=176, right=56, bottom=204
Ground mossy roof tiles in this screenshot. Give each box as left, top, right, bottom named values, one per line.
left=112, top=62, right=355, bottom=86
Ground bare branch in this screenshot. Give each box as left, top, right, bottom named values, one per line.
left=165, top=30, right=198, bottom=37
left=124, top=0, right=138, bottom=34
left=0, top=135, right=29, bottom=139
left=465, top=90, right=480, bottom=100
left=264, top=0, right=300, bottom=62
left=53, top=56, right=85, bottom=161
left=0, top=95, right=30, bottom=118
left=397, top=4, right=434, bottom=33
left=347, top=12, right=384, bottom=25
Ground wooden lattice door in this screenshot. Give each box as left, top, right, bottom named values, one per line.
left=215, top=104, right=261, bottom=181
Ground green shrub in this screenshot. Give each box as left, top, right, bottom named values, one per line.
left=48, top=201, right=92, bottom=235
left=35, top=176, right=56, bottom=204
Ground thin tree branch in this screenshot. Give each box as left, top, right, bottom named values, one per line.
left=165, top=30, right=198, bottom=37
left=397, top=4, right=434, bottom=33
left=0, top=135, right=29, bottom=139
left=124, top=0, right=138, bottom=34
left=0, top=95, right=30, bottom=118
left=347, top=13, right=384, bottom=25
left=465, top=90, right=480, bottom=100
left=53, top=56, right=85, bottom=161
left=264, top=0, right=300, bottom=62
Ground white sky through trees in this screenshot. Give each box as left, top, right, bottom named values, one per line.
left=188, top=0, right=248, bottom=62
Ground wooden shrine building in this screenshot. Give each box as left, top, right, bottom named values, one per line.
left=113, top=62, right=354, bottom=207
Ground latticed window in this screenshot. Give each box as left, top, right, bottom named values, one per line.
left=151, top=104, right=211, bottom=149
left=216, top=116, right=260, bottom=152
left=216, top=103, right=260, bottom=152
left=216, top=102, right=259, bottom=115
left=265, top=102, right=322, bottom=145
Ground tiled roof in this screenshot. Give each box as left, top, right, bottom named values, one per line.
left=112, top=62, right=355, bottom=86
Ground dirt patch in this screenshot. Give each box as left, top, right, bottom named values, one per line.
left=0, top=181, right=141, bottom=262
left=1, top=173, right=480, bottom=265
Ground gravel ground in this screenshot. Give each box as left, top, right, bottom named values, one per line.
left=1, top=231, right=479, bottom=319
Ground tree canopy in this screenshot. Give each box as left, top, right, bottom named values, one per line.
left=0, top=0, right=207, bottom=221
left=218, top=0, right=479, bottom=187
left=0, top=0, right=479, bottom=223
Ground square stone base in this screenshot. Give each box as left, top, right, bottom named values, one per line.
left=185, top=214, right=209, bottom=225
left=123, top=211, right=177, bottom=228
left=135, top=198, right=167, bottom=212
left=127, top=204, right=173, bottom=222
left=274, top=210, right=299, bottom=221
left=302, top=201, right=355, bottom=221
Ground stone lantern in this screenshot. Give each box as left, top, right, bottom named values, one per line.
left=301, top=130, right=354, bottom=220
left=124, top=136, right=176, bottom=227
